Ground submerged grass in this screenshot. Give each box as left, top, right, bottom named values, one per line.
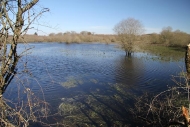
left=59, top=103, right=78, bottom=115
left=61, top=76, right=83, bottom=89
left=60, top=76, right=99, bottom=89
left=58, top=83, right=135, bottom=126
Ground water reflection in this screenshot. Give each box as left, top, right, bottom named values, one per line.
left=114, top=57, right=144, bottom=89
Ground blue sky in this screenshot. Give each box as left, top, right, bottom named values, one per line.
left=31, top=0, right=190, bottom=35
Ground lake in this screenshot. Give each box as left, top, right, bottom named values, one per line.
left=4, top=42, right=185, bottom=126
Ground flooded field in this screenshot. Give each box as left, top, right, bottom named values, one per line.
left=4, top=42, right=185, bottom=126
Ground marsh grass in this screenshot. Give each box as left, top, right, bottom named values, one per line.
left=138, top=44, right=185, bottom=61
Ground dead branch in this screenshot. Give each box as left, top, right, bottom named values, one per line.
left=0, top=0, right=49, bottom=126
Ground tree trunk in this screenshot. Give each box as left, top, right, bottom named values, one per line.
left=186, top=44, right=190, bottom=73
left=128, top=52, right=131, bottom=56
left=125, top=51, right=128, bottom=56
left=125, top=51, right=131, bottom=57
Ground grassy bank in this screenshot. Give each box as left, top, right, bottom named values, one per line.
left=137, top=43, right=185, bottom=61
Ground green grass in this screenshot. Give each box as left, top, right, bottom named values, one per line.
left=139, top=44, right=185, bottom=61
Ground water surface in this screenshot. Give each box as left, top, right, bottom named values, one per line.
left=5, top=42, right=185, bottom=126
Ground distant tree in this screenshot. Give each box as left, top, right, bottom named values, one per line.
left=64, top=31, right=71, bottom=35
left=80, top=31, right=90, bottom=35
left=159, top=26, right=190, bottom=47
left=113, top=18, right=144, bottom=56
left=160, top=26, right=173, bottom=45
left=49, top=32, right=55, bottom=36
left=149, top=33, right=160, bottom=44
left=34, top=32, right=38, bottom=36
left=87, top=32, right=91, bottom=35
left=171, top=30, right=190, bottom=47
left=56, top=32, right=63, bottom=36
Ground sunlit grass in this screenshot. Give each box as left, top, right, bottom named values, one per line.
left=138, top=44, right=185, bottom=61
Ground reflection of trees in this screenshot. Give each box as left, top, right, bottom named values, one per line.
left=114, top=57, right=145, bottom=88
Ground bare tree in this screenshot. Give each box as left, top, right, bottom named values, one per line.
left=160, top=26, right=173, bottom=45
left=160, top=26, right=190, bottom=47
left=0, top=0, right=49, bottom=126
left=113, top=18, right=144, bottom=56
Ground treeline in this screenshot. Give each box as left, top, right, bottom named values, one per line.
left=16, top=28, right=190, bottom=47
left=20, top=31, right=117, bottom=43
left=143, top=26, right=190, bottom=47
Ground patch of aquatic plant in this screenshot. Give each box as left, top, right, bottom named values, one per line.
left=90, top=79, right=98, bottom=84
left=59, top=103, right=79, bottom=115
left=60, top=76, right=83, bottom=89
left=60, top=76, right=100, bottom=89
